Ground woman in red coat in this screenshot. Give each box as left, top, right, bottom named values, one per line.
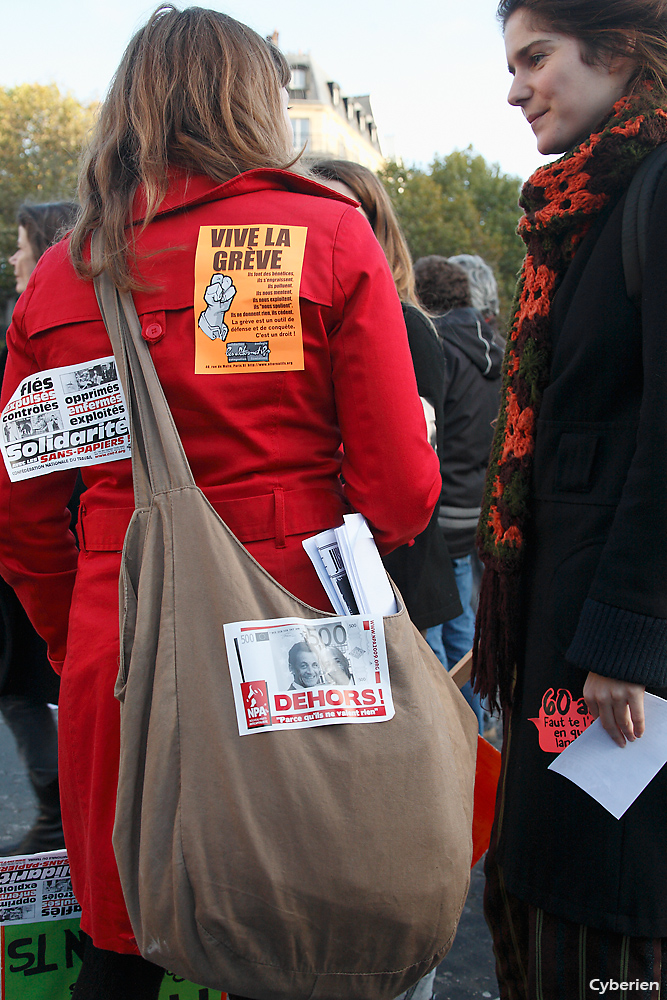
left=0, top=6, right=440, bottom=998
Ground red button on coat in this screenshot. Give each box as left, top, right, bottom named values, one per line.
left=142, top=322, right=163, bottom=343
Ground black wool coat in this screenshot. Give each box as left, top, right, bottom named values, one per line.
left=495, top=171, right=667, bottom=937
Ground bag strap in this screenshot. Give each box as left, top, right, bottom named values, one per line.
left=92, top=248, right=196, bottom=508
left=622, top=143, right=667, bottom=308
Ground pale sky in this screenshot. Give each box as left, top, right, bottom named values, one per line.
left=4, top=0, right=554, bottom=182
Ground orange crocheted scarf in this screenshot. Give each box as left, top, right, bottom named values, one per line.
left=473, top=93, right=667, bottom=712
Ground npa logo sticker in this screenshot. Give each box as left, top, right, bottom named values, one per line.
left=241, top=681, right=272, bottom=729
left=194, top=225, right=307, bottom=374
left=530, top=688, right=594, bottom=753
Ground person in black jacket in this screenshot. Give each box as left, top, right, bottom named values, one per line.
left=449, top=253, right=502, bottom=341
left=414, top=256, right=503, bottom=732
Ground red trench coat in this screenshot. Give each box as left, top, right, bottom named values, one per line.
left=0, top=168, right=440, bottom=953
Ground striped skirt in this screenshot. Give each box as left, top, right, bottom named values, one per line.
left=485, top=846, right=667, bottom=999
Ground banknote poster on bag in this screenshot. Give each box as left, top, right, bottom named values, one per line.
left=223, top=615, right=395, bottom=735
left=194, top=224, right=307, bottom=374
left=0, top=851, right=225, bottom=999
left=0, top=357, right=131, bottom=482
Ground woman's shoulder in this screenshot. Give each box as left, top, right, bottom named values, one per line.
left=215, top=168, right=362, bottom=222
left=400, top=303, right=445, bottom=388
left=401, top=304, right=444, bottom=354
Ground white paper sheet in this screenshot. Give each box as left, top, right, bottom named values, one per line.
left=302, top=514, right=397, bottom=618
left=301, top=532, right=349, bottom=615
left=334, top=513, right=397, bottom=617
left=548, top=692, right=667, bottom=819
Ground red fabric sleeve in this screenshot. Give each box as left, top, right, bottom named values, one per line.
left=0, top=294, right=79, bottom=670
left=328, top=210, right=441, bottom=553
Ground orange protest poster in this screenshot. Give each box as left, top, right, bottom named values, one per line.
left=194, top=224, right=307, bottom=374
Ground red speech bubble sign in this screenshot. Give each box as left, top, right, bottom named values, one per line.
left=529, top=687, right=593, bottom=753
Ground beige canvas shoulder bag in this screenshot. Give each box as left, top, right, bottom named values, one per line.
left=93, top=268, right=477, bottom=1000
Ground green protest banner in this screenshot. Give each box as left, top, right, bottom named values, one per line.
left=0, top=918, right=225, bottom=998
left=0, top=852, right=225, bottom=999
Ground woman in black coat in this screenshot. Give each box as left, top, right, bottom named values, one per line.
left=474, top=1, right=667, bottom=996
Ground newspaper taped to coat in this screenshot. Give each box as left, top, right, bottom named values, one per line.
left=223, top=615, right=394, bottom=735
left=0, top=851, right=80, bottom=925
left=0, top=357, right=131, bottom=482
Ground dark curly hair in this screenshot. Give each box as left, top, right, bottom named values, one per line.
left=413, top=256, right=471, bottom=314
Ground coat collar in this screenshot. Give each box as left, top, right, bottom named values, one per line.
left=131, top=167, right=357, bottom=224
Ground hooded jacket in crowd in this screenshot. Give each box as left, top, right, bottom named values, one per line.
left=433, top=306, right=503, bottom=560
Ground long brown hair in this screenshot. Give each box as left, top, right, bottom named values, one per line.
left=498, top=0, right=667, bottom=96
left=18, top=202, right=79, bottom=261
left=310, top=159, right=418, bottom=306
left=70, top=4, right=296, bottom=290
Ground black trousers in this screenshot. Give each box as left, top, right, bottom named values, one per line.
left=72, top=936, right=165, bottom=1000
left=70, top=935, right=264, bottom=1000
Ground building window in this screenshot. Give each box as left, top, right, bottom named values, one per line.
left=291, top=117, right=310, bottom=149
left=290, top=67, right=307, bottom=91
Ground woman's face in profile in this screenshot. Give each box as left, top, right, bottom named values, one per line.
left=8, top=226, right=38, bottom=295
left=504, top=9, right=636, bottom=154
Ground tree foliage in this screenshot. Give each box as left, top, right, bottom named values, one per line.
left=380, top=148, right=525, bottom=323
left=0, top=84, right=96, bottom=308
